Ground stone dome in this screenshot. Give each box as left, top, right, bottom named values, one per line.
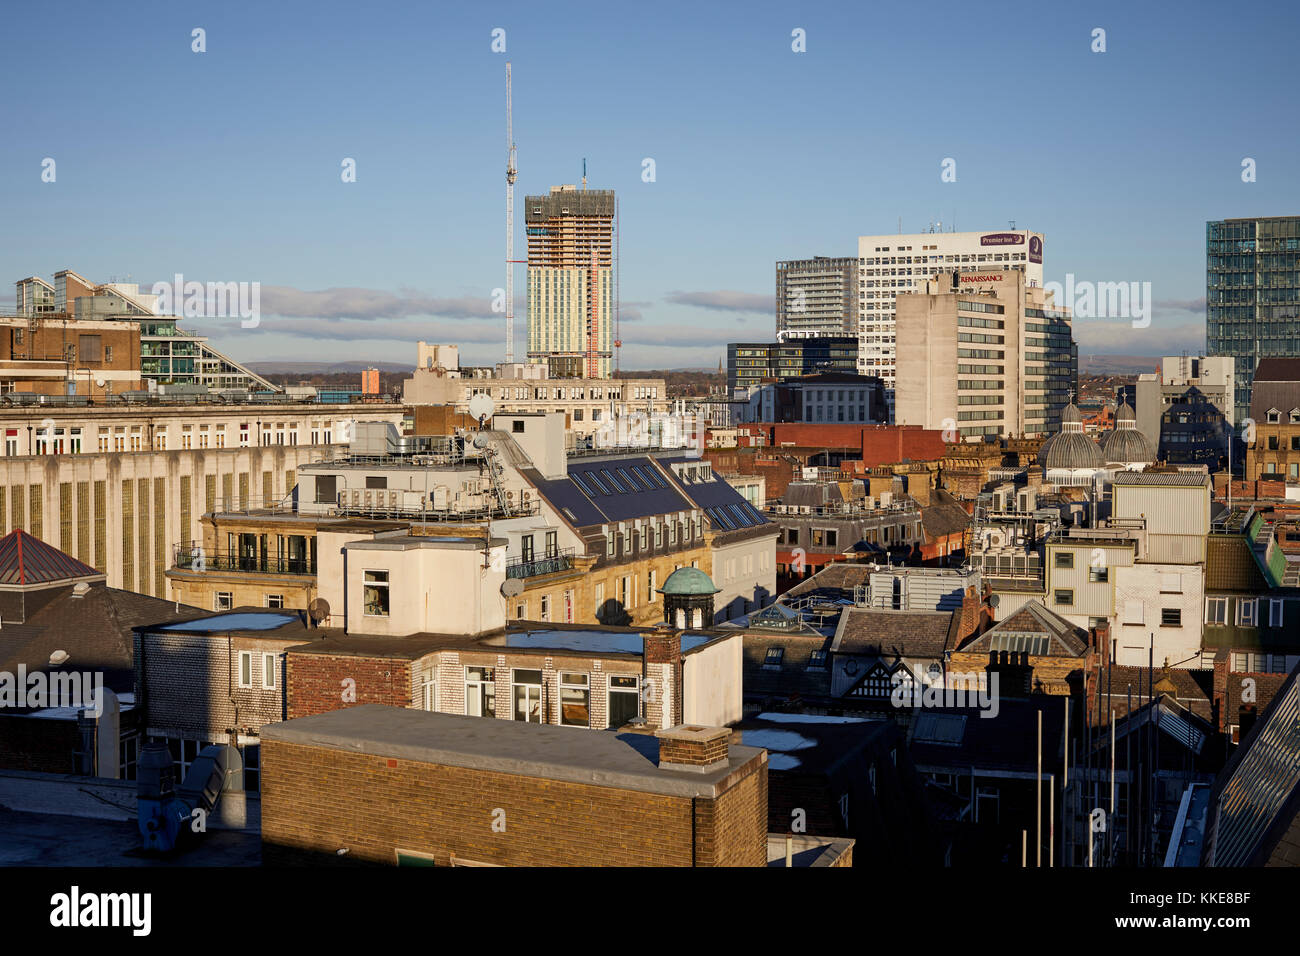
left=1040, top=403, right=1105, bottom=471
left=658, top=566, right=719, bottom=596
left=1100, top=402, right=1156, bottom=464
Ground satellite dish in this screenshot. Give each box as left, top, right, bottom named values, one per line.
left=49, top=650, right=70, bottom=667
left=501, top=578, right=524, bottom=598
left=308, top=598, right=331, bottom=624
left=472, top=433, right=488, bottom=449
left=467, top=394, right=495, bottom=422
left=989, top=594, right=1000, bottom=608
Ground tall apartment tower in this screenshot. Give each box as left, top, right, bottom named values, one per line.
left=775, top=257, right=858, bottom=340
left=857, top=229, right=1045, bottom=413
left=525, top=185, right=615, bottom=379
left=1207, top=216, right=1300, bottom=422
left=894, top=268, right=1074, bottom=439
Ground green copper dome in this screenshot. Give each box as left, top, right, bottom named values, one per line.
left=658, top=566, right=719, bottom=596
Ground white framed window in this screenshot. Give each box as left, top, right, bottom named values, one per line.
left=215, top=591, right=233, bottom=611
left=1205, top=596, right=1227, bottom=625
left=266, top=594, right=284, bottom=609
left=464, top=666, right=495, bottom=717
left=238, top=651, right=253, bottom=688
left=1269, top=598, right=1285, bottom=627
left=1238, top=599, right=1257, bottom=626
left=559, top=672, right=590, bottom=727
left=262, top=653, right=276, bottom=690
left=540, top=594, right=551, bottom=622
left=607, top=675, right=639, bottom=728
left=363, top=570, right=390, bottom=616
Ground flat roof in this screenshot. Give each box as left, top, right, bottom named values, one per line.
left=260, top=705, right=763, bottom=799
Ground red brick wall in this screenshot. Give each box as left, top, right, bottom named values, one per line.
left=287, top=653, right=413, bottom=719
left=261, top=738, right=769, bottom=867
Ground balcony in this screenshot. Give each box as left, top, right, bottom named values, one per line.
left=173, top=546, right=316, bottom=576
left=506, top=547, right=575, bottom=579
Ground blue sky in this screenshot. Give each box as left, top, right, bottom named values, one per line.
left=2, top=0, right=1297, bottom=370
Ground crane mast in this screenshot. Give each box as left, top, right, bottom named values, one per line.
left=505, top=62, right=517, bottom=364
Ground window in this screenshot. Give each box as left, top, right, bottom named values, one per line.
left=241, top=744, right=260, bottom=792
left=1269, top=598, right=1286, bottom=627
left=363, top=570, right=390, bottom=616
left=1122, top=600, right=1144, bottom=625
left=465, top=666, right=496, bottom=717
left=808, top=649, right=828, bottom=670
left=763, top=647, right=785, bottom=669
left=1238, top=599, right=1257, bottom=626
left=1205, top=597, right=1227, bottom=625
left=1161, top=608, right=1181, bottom=627
left=512, top=420, right=525, bottom=434
left=1055, top=551, right=1074, bottom=569
left=266, top=594, right=284, bottom=609
left=215, top=591, right=233, bottom=611
left=262, top=653, right=277, bottom=689
left=1089, top=567, right=1108, bottom=583
left=540, top=594, right=551, bottom=622
left=560, top=673, right=590, bottom=727
left=238, top=651, right=253, bottom=688
left=608, top=675, right=639, bottom=728
left=512, top=669, right=543, bottom=723
left=1159, top=573, right=1181, bottom=594
left=1053, top=589, right=1074, bottom=606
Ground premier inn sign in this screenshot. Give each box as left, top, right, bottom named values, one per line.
left=979, top=233, right=1024, bottom=246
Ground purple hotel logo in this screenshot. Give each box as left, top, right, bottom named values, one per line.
left=1029, top=235, right=1043, bottom=263
left=979, top=233, right=1024, bottom=246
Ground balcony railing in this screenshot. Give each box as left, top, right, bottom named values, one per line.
left=173, top=546, right=316, bottom=576
left=506, top=548, right=575, bottom=579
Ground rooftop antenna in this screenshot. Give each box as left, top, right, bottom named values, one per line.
left=582, top=158, right=587, bottom=191
left=504, top=62, right=518, bottom=364
left=1009, top=220, right=1016, bottom=230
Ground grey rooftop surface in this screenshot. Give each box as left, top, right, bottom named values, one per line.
left=260, top=704, right=764, bottom=799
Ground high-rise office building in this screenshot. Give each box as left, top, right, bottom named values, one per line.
left=775, top=257, right=858, bottom=340
left=525, top=185, right=614, bottom=379
left=1207, top=215, right=1300, bottom=422
left=857, top=229, right=1045, bottom=410
left=726, top=337, right=859, bottom=392
left=894, top=268, right=1073, bottom=439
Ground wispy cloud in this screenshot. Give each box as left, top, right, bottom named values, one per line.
left=257, top=285, right=502, bottom=320
left=664, top=290, right=773, bottom=314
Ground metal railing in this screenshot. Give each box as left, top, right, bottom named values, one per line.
left=505, top=547, right=576, bottom=579
left=173, top=546, right=316, bottom=575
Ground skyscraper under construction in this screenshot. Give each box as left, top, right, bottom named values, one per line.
left=525, top=185, right=614, bottom=378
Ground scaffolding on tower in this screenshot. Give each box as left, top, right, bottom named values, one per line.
left=504, top=62, right=517, bottom=364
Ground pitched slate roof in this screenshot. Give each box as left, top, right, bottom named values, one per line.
left=0, top=530, right=101, bottom=586
left=958, top=599, right=1088, bottom=657
left=832, top=607, right=960, bottom=658
left=525, top=457, right=695, bottom=529
left=655, top=454, right=773, bottom=536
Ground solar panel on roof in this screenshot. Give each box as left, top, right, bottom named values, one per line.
left=711, top=507, right=736, bottom=530
left=585, top=470, right=609, bottom=494
left=639, top=465, right=667, bottom=488
left=601, top=469, right=626, bottom=493
left=727, top=503, right=751, bottom=527
left=613, top=468, right=644, bottom=489
left=741, top=503, right=765, bottom=524
left=570, top=472, right=595, bottom=497
left=623, top=467, right=652, bottom=491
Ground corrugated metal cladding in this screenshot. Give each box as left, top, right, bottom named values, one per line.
left=1143, top=534, right=1208, bottom=565
left=1114, top=486, right=1209, bottom=537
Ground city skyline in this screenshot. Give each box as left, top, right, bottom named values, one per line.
left=2, top=0, right=1299, bottom=371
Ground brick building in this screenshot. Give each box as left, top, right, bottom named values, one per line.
left=259, top=704, right=788, bottom=867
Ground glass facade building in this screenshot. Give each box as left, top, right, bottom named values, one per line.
left=1207, top=216, right=1300, bottom=422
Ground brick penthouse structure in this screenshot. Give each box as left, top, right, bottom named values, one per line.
left=259, top=704, right=803, bottom=867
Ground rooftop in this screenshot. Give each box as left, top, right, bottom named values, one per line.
left=260, top=705, right=763, bottom=799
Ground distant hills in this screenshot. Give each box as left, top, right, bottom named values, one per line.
left=1078, top=354, right=1164, bottom=375
left=247, top=361, right=414, bottom=374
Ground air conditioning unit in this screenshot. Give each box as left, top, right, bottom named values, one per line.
left=362, top=489, right=374, bottom=510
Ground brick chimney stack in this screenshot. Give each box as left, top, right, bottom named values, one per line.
left=656, top=725, right=731, bottom=774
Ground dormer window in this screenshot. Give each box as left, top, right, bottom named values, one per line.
left=1267, top=408, right=1280, bottom=424
left=1290, top=408, right=1300, bottom=424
